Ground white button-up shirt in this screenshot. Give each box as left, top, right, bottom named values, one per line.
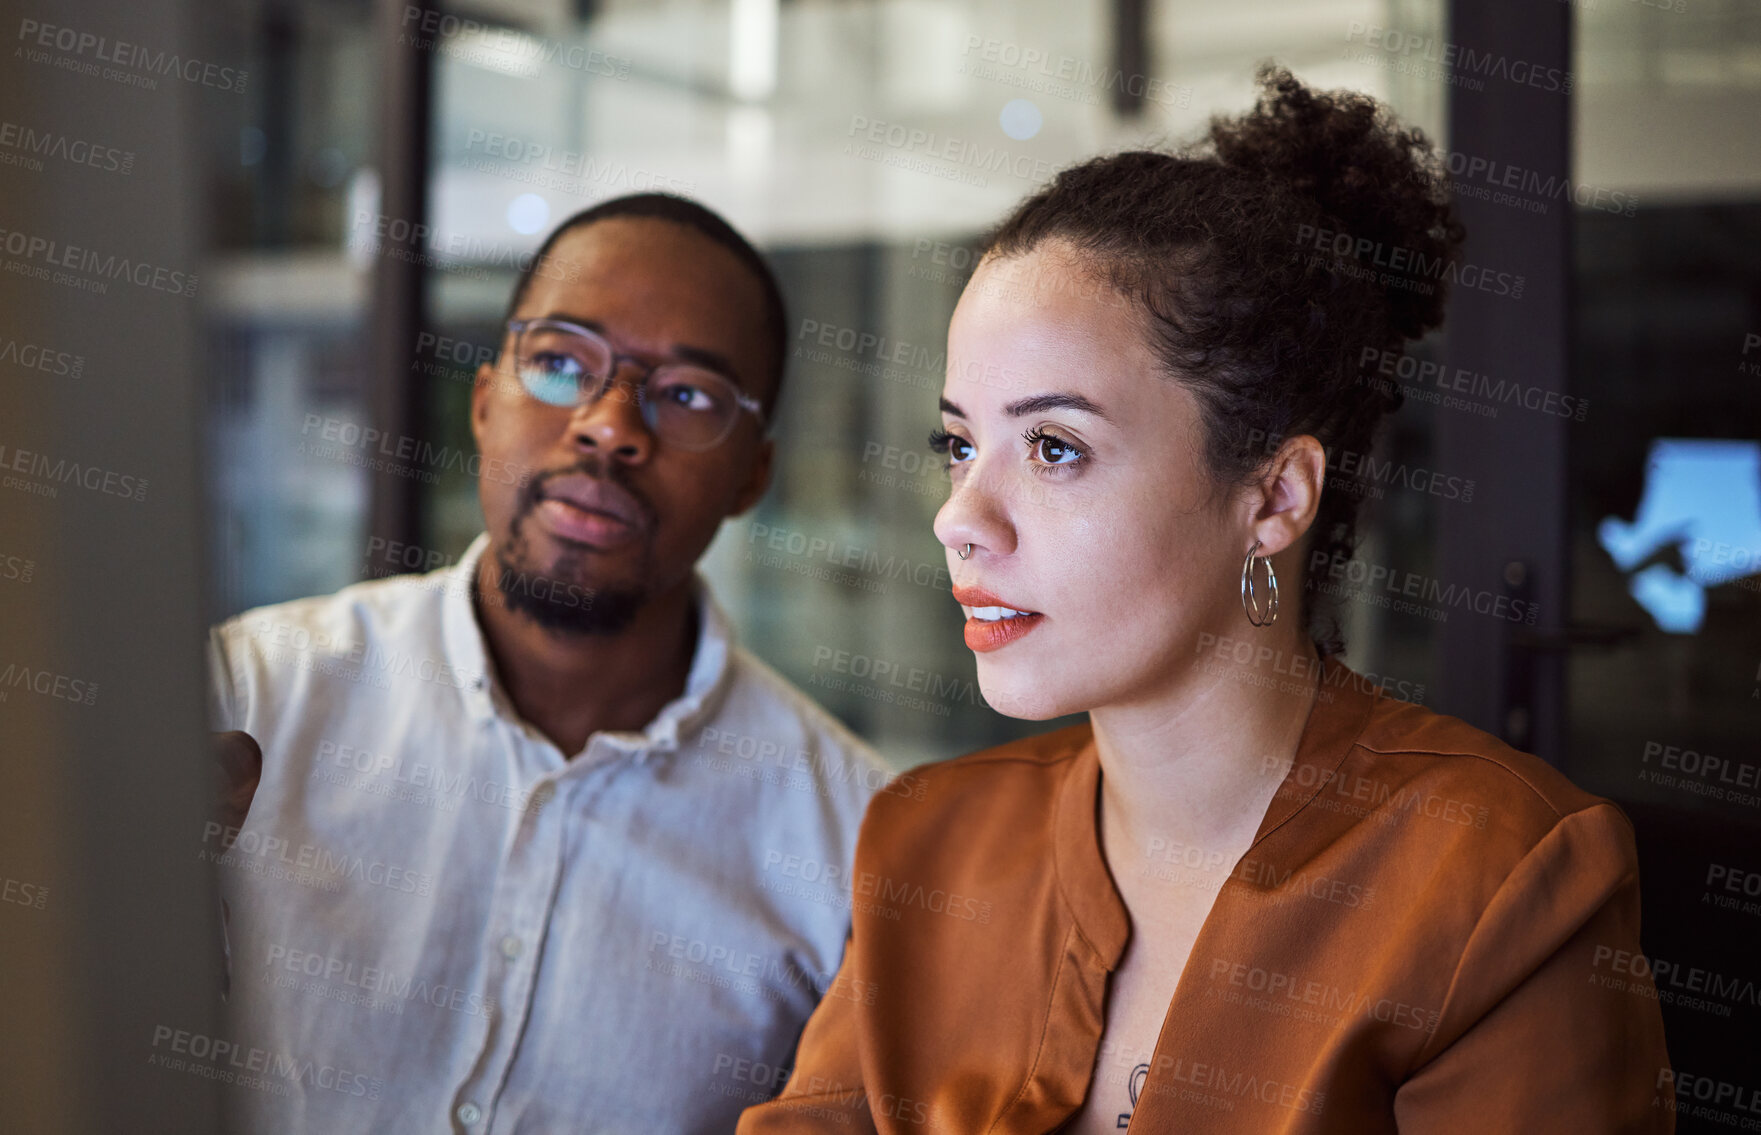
left=201, top=533, right=893, bottom=1134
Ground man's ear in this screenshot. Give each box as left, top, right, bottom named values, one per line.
left=730, top=437, right=775, bottom=516
left=470, top=361, right=496, bottom=449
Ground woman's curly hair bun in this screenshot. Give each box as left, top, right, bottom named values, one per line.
left=981, top=63, right=1466, bottom=654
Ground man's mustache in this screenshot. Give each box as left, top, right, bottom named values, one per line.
left=512, top=458, right=657, bottom=533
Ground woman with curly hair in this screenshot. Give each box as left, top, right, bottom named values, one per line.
left=739, top=65, right=1672, bottom=1134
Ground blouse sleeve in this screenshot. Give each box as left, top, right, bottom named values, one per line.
left=1393, top=803, right=1674, bottom=1133
left=736, top=932, right=880, bottom=1134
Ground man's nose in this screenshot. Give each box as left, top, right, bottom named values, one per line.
left=567, top=366, right=655, bottom=464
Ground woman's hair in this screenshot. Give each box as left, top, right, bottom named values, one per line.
left=979, top=63, right=1465, bottom=655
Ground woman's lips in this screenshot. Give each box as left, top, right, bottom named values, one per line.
left=963, top=610, right=1045, bottom=653
left=534, top=498, right=639, bottom=550
left=952, top=586, right=1044, bottom=653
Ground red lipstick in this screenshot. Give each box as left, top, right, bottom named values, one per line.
left=951, top=585, right=1045, bottom=654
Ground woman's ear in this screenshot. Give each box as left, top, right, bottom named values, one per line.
left=1250, top=434, right=1326, bottom=556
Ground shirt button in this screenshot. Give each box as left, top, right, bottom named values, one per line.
left=499, top=934, right=522, bottom=960
left=456, top=1101, right=482, bottom=1126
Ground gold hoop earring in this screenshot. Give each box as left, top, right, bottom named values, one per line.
left=957, top=543, right=973, bottom=560
left=1241, top=539, right=1279, bottom=627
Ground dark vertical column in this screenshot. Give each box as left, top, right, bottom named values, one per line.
left=1111, top=0, right=1149, bottom=117
left=366, top=0, right=436, bottom=554
left=257, top=2, right=298, bottom=247
left=0, top=0, right=223, bottom=1131
left=1435, top=2, right=1574, bottom=765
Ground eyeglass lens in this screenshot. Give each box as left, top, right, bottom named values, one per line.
left=515, top=322, right=743, bottom=450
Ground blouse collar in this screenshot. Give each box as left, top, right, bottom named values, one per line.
left=1052, top=654, right=1383, bottom=970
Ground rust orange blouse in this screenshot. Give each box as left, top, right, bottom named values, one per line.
left=737, top=658, right=1673, bottom=1133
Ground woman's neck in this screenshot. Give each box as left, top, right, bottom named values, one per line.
left=1089, top=626, right=1323, bottom=869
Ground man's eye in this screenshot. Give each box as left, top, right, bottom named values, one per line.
left=663, top=384, right=714, bottom=411
left=533, top=352, right=584, bottom=375
left=518, top=364, right=583, bottom=406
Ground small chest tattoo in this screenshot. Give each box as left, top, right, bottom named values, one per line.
left=1116, top=1062, right=1149, bottom=1128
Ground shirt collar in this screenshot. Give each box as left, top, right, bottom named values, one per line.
left=1053, top=653, right=1381, bottom=971
left=440, top=532, right=736, bottom=759
left=443, top=533, right=496, bottom=720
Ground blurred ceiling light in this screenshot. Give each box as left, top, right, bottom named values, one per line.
left=999, top=99, right=1043, bottom=140
left=730, top=0, right=779, bottom=101
left=451, top=27, right=545, bottom=80
left=506, top=192, right=551, bottom=235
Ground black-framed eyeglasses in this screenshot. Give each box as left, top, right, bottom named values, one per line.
left=505, top=317, right=766, bottom=452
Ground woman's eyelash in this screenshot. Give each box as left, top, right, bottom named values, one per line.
left=926, top=426, right=1084, bottom=470
left=927, top=427, right=975, bottom=468
left=1021, top=427, right=1087, bottom=468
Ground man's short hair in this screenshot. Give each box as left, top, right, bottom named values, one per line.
left=505, top=193, right=788, bottom=417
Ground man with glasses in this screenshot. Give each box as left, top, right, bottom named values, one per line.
left=206, top=194, right=892, bottom=1134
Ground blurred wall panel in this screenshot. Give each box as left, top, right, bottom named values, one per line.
left=0, top=0, right=225, bottom=1131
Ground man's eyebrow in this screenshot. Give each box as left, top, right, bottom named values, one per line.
left=1003, top=392, right=1111, bottom=422
left=541, top=312, right=744, bottom=384
left=544, top=313, right=608, bottom=335
left=670, top=343, right=741, bottom=379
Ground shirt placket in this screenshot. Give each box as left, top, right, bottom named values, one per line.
left=449, top=750, right=569, bottom=1134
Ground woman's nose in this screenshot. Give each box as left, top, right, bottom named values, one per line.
left=934, top=460, right=1016, bottom=561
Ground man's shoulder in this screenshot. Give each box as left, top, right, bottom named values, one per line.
left=713, top=642, right=889, bottom=777
left=206, top=569, right=467, bottom=727
left=212, top=568, right=458, bottom=652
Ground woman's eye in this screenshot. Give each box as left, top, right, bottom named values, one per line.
left=1030, top=433, right=1082, bottom=466
left=927, top=428, right=974, bottom=464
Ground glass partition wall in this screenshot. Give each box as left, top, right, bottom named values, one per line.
left=196, top=1, right=1761, bottom=1118
left=1568, top=0, right=1761, bottom=1111
left=204, top=0, right=1447, bottom=770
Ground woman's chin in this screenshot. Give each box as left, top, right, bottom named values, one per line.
left=976, top=676, right=1068, bottom=722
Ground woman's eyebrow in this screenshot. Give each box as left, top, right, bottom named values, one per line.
left=1002, top=392, right=1112, bottom=422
